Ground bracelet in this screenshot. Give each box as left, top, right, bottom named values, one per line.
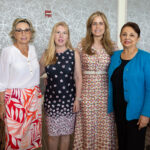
left=75, top=97, right=82, bottom=101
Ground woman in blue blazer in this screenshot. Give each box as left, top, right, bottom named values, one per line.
left=108, top=22, right=150, bottom=150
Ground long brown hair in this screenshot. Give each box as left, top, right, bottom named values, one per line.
left=44, top=21, right=73, bottom=66
left=82, top=11, right=114, bottom=55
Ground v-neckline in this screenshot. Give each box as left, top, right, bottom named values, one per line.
left=13, top=45, right=30, bottom=59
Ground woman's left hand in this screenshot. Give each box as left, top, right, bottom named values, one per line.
left=137, top=115, right=150, bottom=130
left=73, top=100, right=80, bottom=113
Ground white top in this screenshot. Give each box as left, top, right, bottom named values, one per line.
left=0, top=45, right=40, bottom=91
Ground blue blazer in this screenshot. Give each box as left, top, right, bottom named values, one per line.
left=108, top=49, right=150, bottom=120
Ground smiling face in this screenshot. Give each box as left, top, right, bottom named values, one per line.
left=91, top=16, right=105, bottom=38
left=120, top=26, right=140, bottom=49
left=54, top=25, right=68, bottom=49
left=14, top=22, right=31, bottom=45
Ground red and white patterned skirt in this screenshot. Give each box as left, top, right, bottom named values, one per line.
left=4, top=86, right=42, bottom=150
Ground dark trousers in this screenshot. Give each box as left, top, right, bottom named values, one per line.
left=116, top=119, right=147, bottom=150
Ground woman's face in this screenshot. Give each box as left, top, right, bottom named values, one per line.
left=120, top=26, right=140, bottom=49
left=14, top=22, right=31, bottom=45
left=91, top=16, right=105, bottom=38
left=54, top=25, right=68, bottom=48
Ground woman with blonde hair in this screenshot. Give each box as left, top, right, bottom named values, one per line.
left=40, top=21, right=82, bottom=150
left=0, top=18, right=42, bottom=150
left=73, top=11, right=117, bottom=149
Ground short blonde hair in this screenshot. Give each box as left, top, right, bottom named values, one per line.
left=9, top=18, right=35, bottom=43
left=44, top=21, right=73, bottom=66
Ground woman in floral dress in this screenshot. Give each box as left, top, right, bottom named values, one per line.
left=73, top=11, right=117, bottom=150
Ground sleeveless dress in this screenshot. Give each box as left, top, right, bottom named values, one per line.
left=73, top=48, right=116, bottom=150
left=44, top=49, right=76, bottom=136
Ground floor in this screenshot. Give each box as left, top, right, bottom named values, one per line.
left=41, top=115, right=150, bottom=150
left=0, top=80, right=150, bottom=150
left=1, top=115, right=150, bottom=150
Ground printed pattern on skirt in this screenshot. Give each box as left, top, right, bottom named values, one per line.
left=45, top=114, right=75, bottom=136
left=4, top=86, right=42, bottom=150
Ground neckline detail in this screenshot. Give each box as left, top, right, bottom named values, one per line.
left=91, top=47, right=104, bottom=51
left=121, top=48, right=138, bottom=60
left=13, top=44, right=30, bottom=59
left=120, top=49, right=139, bottom=61
left=56, top=49, right=69, bottom=54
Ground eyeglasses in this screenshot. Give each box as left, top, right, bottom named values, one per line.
left=15, top=28, right=31, bottom=33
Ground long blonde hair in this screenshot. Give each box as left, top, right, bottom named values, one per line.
left=82, top=11, right=114, bottom=55
left=44, top=21, right=73, bottom=66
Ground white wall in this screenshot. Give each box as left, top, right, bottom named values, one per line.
left=127, top=0, right=150, bottom=52
left=0, top=0, right=117, bottom=57
left=1, top=0, right=149, bottom=57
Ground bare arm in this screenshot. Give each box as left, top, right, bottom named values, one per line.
left=73, top=50, right=82, bottom=113
left=39, top=52, right=46, bottom=76
left=0, top=91, right=5, bottom=120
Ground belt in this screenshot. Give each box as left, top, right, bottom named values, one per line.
left=83, top=70, right=107, bottom=75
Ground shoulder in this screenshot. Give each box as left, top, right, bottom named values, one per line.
left=29, top=44, right=37, bottom=57
left=109, top=50, right=122, bottom=65
left=67, top=49, right=75, bottom=54
left=2, top=45, right=15, bottom=52
left=43, top=49, right=48, bottom=56
left=29, top=44, right=35, bottom=49
left=0, top=45, right=16, bottom=63
left=29, top=44, right=36, bottom=52
left=77, top=42, right=82, bottom=49
left=111, top=49, right=122, bottom=58
left=1, top=45, right=16, bottom=56
left=137, top=49, right=150, bottom=60
left=75, top=42, right=83, bottom=52
left=138, top=49, right=150, bottom=55
left=68, top=49, right=80, bottom=60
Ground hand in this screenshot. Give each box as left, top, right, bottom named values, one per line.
left=137, top=115, right=150, bottom=130
left=0, top=104, right=5, bottom=121
left=73, top=100, right=80, bottom=113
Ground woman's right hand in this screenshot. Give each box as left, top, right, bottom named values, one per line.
left=137, top=115, right=150, bottom=130
left=0, top=104, right=5, bottom=120
left=73, top=100, right=80, bottom=113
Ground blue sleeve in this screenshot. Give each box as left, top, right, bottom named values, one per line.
left=141, top=53, right=150, bottom=117
left=108, top=54, right=115, bottom=113
left=108, top=70, right=113, bottom=113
